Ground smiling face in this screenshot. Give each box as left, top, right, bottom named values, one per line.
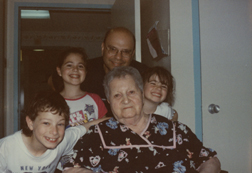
left=26, top=111, right=66, bottom=152
left=144, top=74, right=168, bottom=104
left=108, top=75, right=143, bottom=124
left=56, top=53, right=86, bottom=87
left=102, top=30, right=135, bottom=73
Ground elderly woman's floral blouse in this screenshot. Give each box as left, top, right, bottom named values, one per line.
left=64, top=114, right=217, bottom=173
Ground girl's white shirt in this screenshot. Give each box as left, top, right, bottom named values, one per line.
left=154, top=102, right=173, bottom=120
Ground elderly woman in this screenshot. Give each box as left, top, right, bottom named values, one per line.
left=63, top=66, right=221, bottom=173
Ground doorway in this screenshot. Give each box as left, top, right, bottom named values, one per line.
left=19, top=7, right=112, bottom=130
left=8, top=0, right=139, bottom=134
left=1, top=2, right=114, bottom=135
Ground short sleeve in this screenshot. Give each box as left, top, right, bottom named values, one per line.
left=155, top=102, right=173, bottom=120
left=88, top=93, right=107, bottom=118
left=60, top=125, right=87, bottom=156
left=0, top=139, right=8, bottom=172
left=174, top=121, right=217, bottom=169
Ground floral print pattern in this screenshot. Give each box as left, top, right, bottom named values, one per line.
left=64, top=114, right=217, bottom=172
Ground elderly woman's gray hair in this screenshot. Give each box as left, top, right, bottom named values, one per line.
left=103, top=66, right=143, bottom=101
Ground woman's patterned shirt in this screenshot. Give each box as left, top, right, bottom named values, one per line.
left=64, top=114, right=217, bottom=173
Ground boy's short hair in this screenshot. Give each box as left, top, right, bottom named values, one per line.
left=142, top=66, right=175, bottom=106
left=22, top=90, right=70, bottom=137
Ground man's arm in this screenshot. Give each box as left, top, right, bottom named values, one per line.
left=197, top=157, right=221, bottom=173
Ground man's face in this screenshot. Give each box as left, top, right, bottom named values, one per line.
left=102, top=31, right=135, bottom=73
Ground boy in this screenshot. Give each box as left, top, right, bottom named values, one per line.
left=0, top=90, right=101, bottom=173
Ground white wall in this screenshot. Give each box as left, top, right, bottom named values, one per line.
left=170, top=0, right=196, bottom=130
left=139, top=0, right=196, bottom=131
left=111, top=0, right=135, bottom=33
left=140, top=0, right=171, bottom=71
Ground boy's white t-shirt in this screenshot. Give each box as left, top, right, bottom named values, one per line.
left=0, top=125, right=86, bottom=173
left=154, top=102, right=173, bottom=120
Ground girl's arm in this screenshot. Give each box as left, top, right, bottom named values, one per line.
left=171, top=109, right=178, bottom=121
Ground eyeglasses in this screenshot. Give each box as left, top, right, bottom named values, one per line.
left=105, top=45, right=133, bottom=58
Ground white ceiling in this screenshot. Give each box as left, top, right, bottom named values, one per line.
left=21, top=9, right=112, bottom=33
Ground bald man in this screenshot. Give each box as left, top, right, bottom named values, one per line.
left=81, top=27, right=148, bottom=115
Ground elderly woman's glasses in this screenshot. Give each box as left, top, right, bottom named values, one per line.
left=106, top=45, right=133, bottom=58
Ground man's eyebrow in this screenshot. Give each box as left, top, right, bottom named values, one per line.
left=122, top=49, right=132, bottom=52
left=107, top=45, right=115, bottom=48
left=107, top=45, right=132, bottom=51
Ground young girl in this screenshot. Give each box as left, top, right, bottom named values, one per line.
left=54, top=48, right=107, bottom=172
left=142, top=66, right=178, bottom=121
left=55, top=47, right=107, bottom=127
